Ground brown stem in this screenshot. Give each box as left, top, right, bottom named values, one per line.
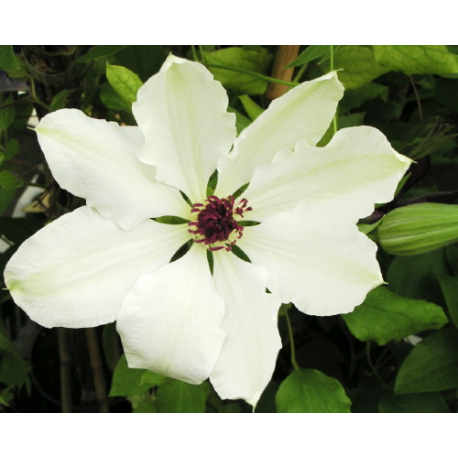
left=58, top=328, right=73, bottom=413
left=85, top=327, right=109, bottom=413
left=266, top=45, right=300, bottom=100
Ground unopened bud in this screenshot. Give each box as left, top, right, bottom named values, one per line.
left=377, top=203, right=458, bottom=256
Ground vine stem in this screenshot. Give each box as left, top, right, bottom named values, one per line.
left=366, top=341, right=389, bottom=389
left=266, top=45, right=300, bottom=100
left=205, top=63, right=299, bottom=87
left=85, top=328, right=109, bottom=413
left=409, top=75, right=424, bottom=121
left=284, top=307, right=300, bottom=371
left=58, top=328, right=73, bottom=413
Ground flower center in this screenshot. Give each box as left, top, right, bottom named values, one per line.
left=188, top=196, right=252, bottom=251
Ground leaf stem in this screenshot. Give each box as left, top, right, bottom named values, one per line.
left=409, top=75, right=424, bottom=121
left=283, top=307, right=300, bottom=371
left=330, top=45, right=338, bottom=134
left=205, top=63, right=299, bottom=87
left=190, top=45, right=199, bottom=62
left=366, top=341, right=389, bottom=389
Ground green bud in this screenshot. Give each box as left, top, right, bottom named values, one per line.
left=377, top=203, right=458, bottom=256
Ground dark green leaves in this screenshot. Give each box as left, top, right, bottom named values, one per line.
left=204, top=47, right=273, bottom=95
left=109, top=354, right=160, bottom=397
left=395, top=328, right=458, bottom=394
left=288, top=45, right=330, bottom=67
left=373, top=45, right=458, bottom=75
left=343, top=287, right=447, bottom=345
left=0, top=46, right=20, bottom=70
left=76, top=45, right=127, bottom=63
left=156, top=380, right=208, bottom=413
left=332, top=46, right=388, bottom=89
left=379, top=392, right=450, bottom=413
left=0, top=170, right=23, bottom=190
left=276, top=369, right=351, bottom=413
left=438, top=275, right=458, bottom=327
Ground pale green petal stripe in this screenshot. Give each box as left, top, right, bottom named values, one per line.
left=5, top=207, right=190, bottom=328
left=36, top=109, right=189, bottom=229
left=243, top=126, right=412, bottom=223
left=239, top=203, right=383, bottom=316
left=134, top=55, right=236, bottom=203
left=117, top=243, right=226, bottom=385
left=211, top=250, right=282, bottom=406
left=216, top=72, right=344, bottom=197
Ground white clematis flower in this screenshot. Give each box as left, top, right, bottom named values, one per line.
left=4, top=55, right=411, bottom=406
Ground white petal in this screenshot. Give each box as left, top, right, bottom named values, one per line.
left=238, top=204, right=383, bottom=316
left=36, top=109, right=189, bottom=230
left=210, top=250, right=282, bottom=406
left=4, top=207, right=189, bottom=328
left=133, top=55, right=236, bottom=203
left=117, top=244, right=226, bottom=385
left=244, top=126, right=412, bottom=222
left=216, top=72, right=344, bottom=197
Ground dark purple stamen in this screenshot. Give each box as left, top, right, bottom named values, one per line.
left=188, top=195, right=252, bottom=251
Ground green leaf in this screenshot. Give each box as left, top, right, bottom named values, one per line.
left=276, top=368, right=351, bottom=413
left=387, top=249, right=449, bottom=304
left=156, top=379, right=207, bottom=413
left=379, top=392, right=450, bottom=413
left=76, top=45, right=127, bottom=63
left=4, top=138, right=19, bottom=160
left=0, top=46, right=20, bottom=70
left=0, top=95, right=15, bottom=131
left=109, top=354, right=156, bottom=396
left=106, top=63, right=143, bottom=109
left=0, top=322, right=30, bottom=388
left=438, top=275, right=458, bottom=328
left=140, top=370, right=166, bottom=387
left=395, top=328, right=458, bottom=394
left=116, top=45, right=165, bottom=81
left=228, top=107, right=251, bottom=134
left=331, top=46, right=388, bottom=89
left=203, top=47, right=273, bottom=95
left=373, top=45, right=458, bottom=75
left=0, top=170, right=23, bottom=190
left=342, top=286, right=447, bottom=345
left=99, top=84, right=131, bottom=112
left=49, top=89, right=71, bottom=112
left=377, top=203, right=458, bottom=256
left=0, top=188, right=15, bottom=213
left=239, top=95, right=264, bottom=121
left=288, top=45, right=330, bottom=67
left=339, top=82, right=388, bottom=113
left=446, top=245, right=458, bottom=277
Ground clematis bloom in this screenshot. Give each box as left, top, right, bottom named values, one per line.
left=4, top=55, right=411, bottom=406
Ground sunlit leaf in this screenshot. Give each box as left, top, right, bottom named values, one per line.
left=343, top=286, right=447, bottom=345
left=106, top=63, right=143, bottom=108
left=276, top=368, right=351, bottom=413
left=204, top=47, right=273, bottom=95
left=374, top=45, right=458, bottom=75
left=156, top=379, right=208, bottom=413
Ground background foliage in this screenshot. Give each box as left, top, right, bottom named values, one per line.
left=1, top=45, right=458, bottom=413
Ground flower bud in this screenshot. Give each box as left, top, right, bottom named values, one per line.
left=377, top=203, right=458, bottom=256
